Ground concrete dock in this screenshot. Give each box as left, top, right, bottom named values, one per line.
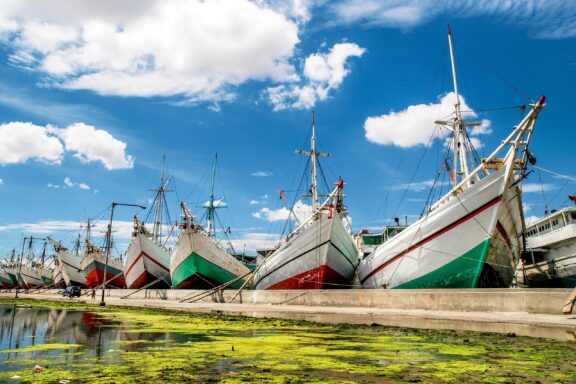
left=2, top=288, right=576, bottom=341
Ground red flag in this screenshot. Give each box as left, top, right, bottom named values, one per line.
left=444, top=160, right=455, bottom=183
left=279, top=190, right=288, bottom=203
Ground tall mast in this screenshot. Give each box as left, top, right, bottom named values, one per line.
left=86, top=219, right=92, bottom=242
left=73, top=233, right=81, bottom=255
left=311, top=112, right=319, bottom=210
left=41, top=241, right=47, bottom=266
left=85, top=218, right=93, bottom=248
left=27, top=237, right=33, bottom=261
left=207, top=154, right=218, bottom=237
left=447, top=26, right=470, bottom=185
left=10, top=248, right=15, bottom=262
left=152, top=156, right=166, bottom=243
left=435, top=26, right=483, bottom=189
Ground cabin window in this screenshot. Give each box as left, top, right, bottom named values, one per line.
left=571, top=212, right=576, bottom=221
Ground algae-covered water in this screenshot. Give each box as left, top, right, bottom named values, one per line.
left=1, top=299, right=575, bottom=383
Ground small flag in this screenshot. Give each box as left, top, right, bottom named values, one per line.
left=279, top=190, right=288, bottom=203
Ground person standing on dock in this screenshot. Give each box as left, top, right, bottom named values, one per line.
left=91, top=288, right=96, bottom=300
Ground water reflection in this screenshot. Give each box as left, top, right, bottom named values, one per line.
left=0, top=304, right=172, bottom=370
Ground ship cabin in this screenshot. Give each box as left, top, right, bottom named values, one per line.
left=230, top=251, right=257, bottom=271
left=356, top=223, right=407, bottom=259
left=525, top=206, right=576, bottom=254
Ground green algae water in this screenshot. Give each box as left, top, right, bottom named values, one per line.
left=1, top=300, right=575, bottom=383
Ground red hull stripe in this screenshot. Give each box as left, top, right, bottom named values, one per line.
left=142, top=251, right=169, bottom=271
left=129, top=270, right=149, bottom=289
left=267, top=264, right=348, bottom=290
left=126, top=251, right=169, bottom=276
left=126, top=252, right=144, bottom=276
left=496, top=221, right=512, bottom=250
left=361, top=195, right=502, bottom=284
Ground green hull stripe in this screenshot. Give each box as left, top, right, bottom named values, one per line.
left=6, top=273, right=18, bottom=284
left=395, top=239, right=492, bottom=289
left=172, top=252, right=244, bottom=289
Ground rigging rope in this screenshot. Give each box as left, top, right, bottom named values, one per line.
left=390, top=125, right=440, bottom=224
left=532, top=165, right=576, bottom=184
left=536, top=168, right=549, bottom=214
left=454, top=38, right=533, bottom=103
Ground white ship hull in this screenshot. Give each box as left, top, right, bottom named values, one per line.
left=57, top=250, right=86, bottom=287
left=81, top=251, right=125, bottom=288
left=358, top=168, right=523, bottom=289
left=171, top=229, right=250, bottom=289
left=52, top=266, right=64, bottom=287
left=124, top=233, right=171, bottom=289
left=0, top=270, right=14, bottom=288
left=18, top=266, right=44, bottom=288
left=3, top=266, right=19, bottom=286
left=253, top=213, right=359, bottom=290
left=37, top=266, right=54, bottom=285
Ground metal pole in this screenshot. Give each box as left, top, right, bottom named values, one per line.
left=100, top=202, right=146, bottom=306
left=100, top=203, right=116, bottom=306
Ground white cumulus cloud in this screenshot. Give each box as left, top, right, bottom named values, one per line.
left=0, top=122, right=64, bottom=165
left=0, top=121, right=132, bottom=169
left=48, top=176, right=91, bottom=190
left=522, top=183, right=558, bottom=193
left=364, top=92, right=485, bottom=148
left=525, top=215, right=541, bottom=226
left=267, top=42, right=365, bottom=110
left=253, top=206, right=290, bottom=221
left=0, top=0, right=300, bottom=103
left=252, top=200, right=313, bottom=223
left=229, top=232, right=282, bottom=253
left=54, top=123, right=134, bottom=170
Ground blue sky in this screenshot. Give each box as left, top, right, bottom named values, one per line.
left=0, top=0, right=575, bottom=257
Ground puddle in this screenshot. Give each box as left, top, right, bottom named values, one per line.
left=0, top=301, right=575, bottom=383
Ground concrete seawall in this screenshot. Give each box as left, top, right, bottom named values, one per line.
left=81, top=288, right=571, bottom=315
left=3, top=288, right=575, bottom=340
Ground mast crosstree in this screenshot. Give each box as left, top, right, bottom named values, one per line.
left=202, top=154, right=226, bottom=238
left=295, top=112, right=331, bottom=211
left=149, top=156, right=172, bottom=244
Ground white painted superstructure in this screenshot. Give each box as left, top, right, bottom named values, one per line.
left=517, top=206, right=576, bottom=287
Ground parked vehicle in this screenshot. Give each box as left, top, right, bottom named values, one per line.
left=63, top=286, right=81, bottom=298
